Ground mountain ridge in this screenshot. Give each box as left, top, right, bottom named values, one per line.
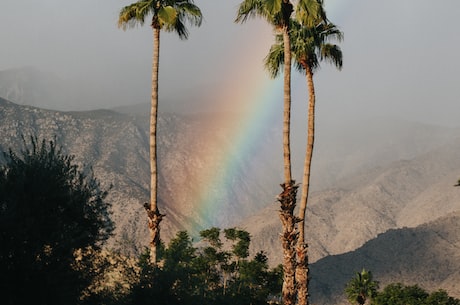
left=1, top=89, right=460, bottom=303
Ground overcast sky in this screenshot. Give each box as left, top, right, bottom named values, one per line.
left=1, top=0, right=459, bottom=127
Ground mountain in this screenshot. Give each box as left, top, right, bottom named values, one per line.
left=245, top=136, right=460, bottom=264
left=309, top=211, right=460, bottom=304
left=1, top=78, right=460, bottom=302
left=0, top=96, right=282, bottom=254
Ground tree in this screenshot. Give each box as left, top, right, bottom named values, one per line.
left=118, top=0, right=202, bottom=265
left=345, top=269, right=379, bottom=305
left=0, top=136, right=113, bottom=305
left=264, top=7, right=342, bottom=305
left=128, top=228, right=282, bottom=305
left=425, top=290, right=460, bottom=305
left=373, top=283, right=428, bottom=305
left=236, top=2, right=323, bottom=304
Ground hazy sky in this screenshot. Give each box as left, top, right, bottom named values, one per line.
left=1, top=0, right=459, bottom=127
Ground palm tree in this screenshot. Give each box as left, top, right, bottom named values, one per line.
left=345, top=269, right=379, bottom=305
left=293, top=19, right=342, bottom=305
left=236, top=1, right=298, bottom=304
left=118, top=0, right=202, bottom=265
left=265, top=17, right=343, bottom=305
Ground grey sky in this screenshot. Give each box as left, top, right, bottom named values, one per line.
left=0, top=0, right=459, bottom=127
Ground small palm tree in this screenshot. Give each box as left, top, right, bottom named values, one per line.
left=118, top=0, right=202, bottom=266
left=345, top=269, right=379, bottom=305
left=265, top=16, right=342, bottom=305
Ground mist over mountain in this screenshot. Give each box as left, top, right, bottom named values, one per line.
left=0, top=67, right=145, bottom=111
left=1, top=68, right=460, bottom=302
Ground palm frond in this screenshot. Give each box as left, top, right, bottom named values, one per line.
left=235, top=0, right=280, bottom=25
left=264, top=42, right=285, bottom=79
left=178, top=2, right=203, bottom=27
left=296, top=0, right=325, bottom=27
left=321, top=44, right=343, bottom=70
left=158, top=6, right=177, bottom=28
left=118, top=1, right=153, bottom=30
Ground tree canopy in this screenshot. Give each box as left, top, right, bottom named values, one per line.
left=128, top=227, right=283, bottom=305
left=372, top=283, right=460, bottom=305
left=0, top=136, right=113, bottom=305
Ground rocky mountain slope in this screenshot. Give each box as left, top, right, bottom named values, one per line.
left=1, top=80, right=460, bottom=302
left=245, top=137, right=460, bottom=265
left=0, top=97, right=282, bottom=254
left=309, top=211, right=460, bottom=304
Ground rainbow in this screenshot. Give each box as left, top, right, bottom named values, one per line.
left=181, top=23, right=283, bottom=231
left=193, top=77, right=283, bottom=228
left=186, top=0, right=346, bottom=232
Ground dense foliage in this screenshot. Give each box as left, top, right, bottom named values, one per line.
left=126, top=228, right=283, bottom=305
left=372, top=283, right=460, bottom=305
left=0, top=137, right=113, bottom=305
left=345, top=270, right=460, bottom=305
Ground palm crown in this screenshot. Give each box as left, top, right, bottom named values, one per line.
left=118, top=0, right=202, bottom=39
left=265, top=19, right=343, bottom=77
left=345, top=269, right=379, bottom=305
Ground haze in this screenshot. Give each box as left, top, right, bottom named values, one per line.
left=1, top=0, right=459, bottom=128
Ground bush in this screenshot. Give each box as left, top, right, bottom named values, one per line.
left=0, top=136, right=113, bottom=305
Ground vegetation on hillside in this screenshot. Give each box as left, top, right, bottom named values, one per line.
left=345, top=270, right=460, bottom=305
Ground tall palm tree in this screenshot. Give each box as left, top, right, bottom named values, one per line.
left=345, top=269, right=379, bottom=305
left=118, top=0, right=202, bottom=265
left=265, top=17, right=343, bottom=305
left=293, top=19, right=342, bottom=305
left=236, top=1, right=297, bottom=304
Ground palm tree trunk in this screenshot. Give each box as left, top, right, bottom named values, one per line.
left=279, top=21, right=298, bottom=305
left=282, top=26, right=292, bottom=185
left=278, top=181, right=298, bottom=305
left=296, top=64, right=315, bottom=305
left=145, top=27, right=164, bottom=266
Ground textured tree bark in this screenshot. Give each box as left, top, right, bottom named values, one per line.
left=280, top=4, right=296, bottom=302
left=147, top=27, right=163, bottom=266
left=295, top=244, right=309, bottom=305
left=296, top=64, right=315, bottom=305
left=282, top=24, right=292, bottom=184
left=278, top=181, right=299, bottom=305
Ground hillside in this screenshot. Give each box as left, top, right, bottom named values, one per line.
left=309, top=211, right=460, bottom=304
left=1, top=92, right=460, bottom=302
left=0, top=97, right=281, bottom=254
left=245, top=138, right=460, bottom=264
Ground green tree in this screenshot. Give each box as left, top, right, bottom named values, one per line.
left=371, top=283, right=460, bottom=305
left=224, top=228, right=251, bottom=260
left=0, top=136, right=113, bottom=305
left=425, top=290, right=460, bottom=305
left=345, top=269, right=379, bottom=305
left=128, top=228, right=282, bottom=305
left=118, top=0, right=202, bottom=265
left=372, top=283, right=428, bottom=305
